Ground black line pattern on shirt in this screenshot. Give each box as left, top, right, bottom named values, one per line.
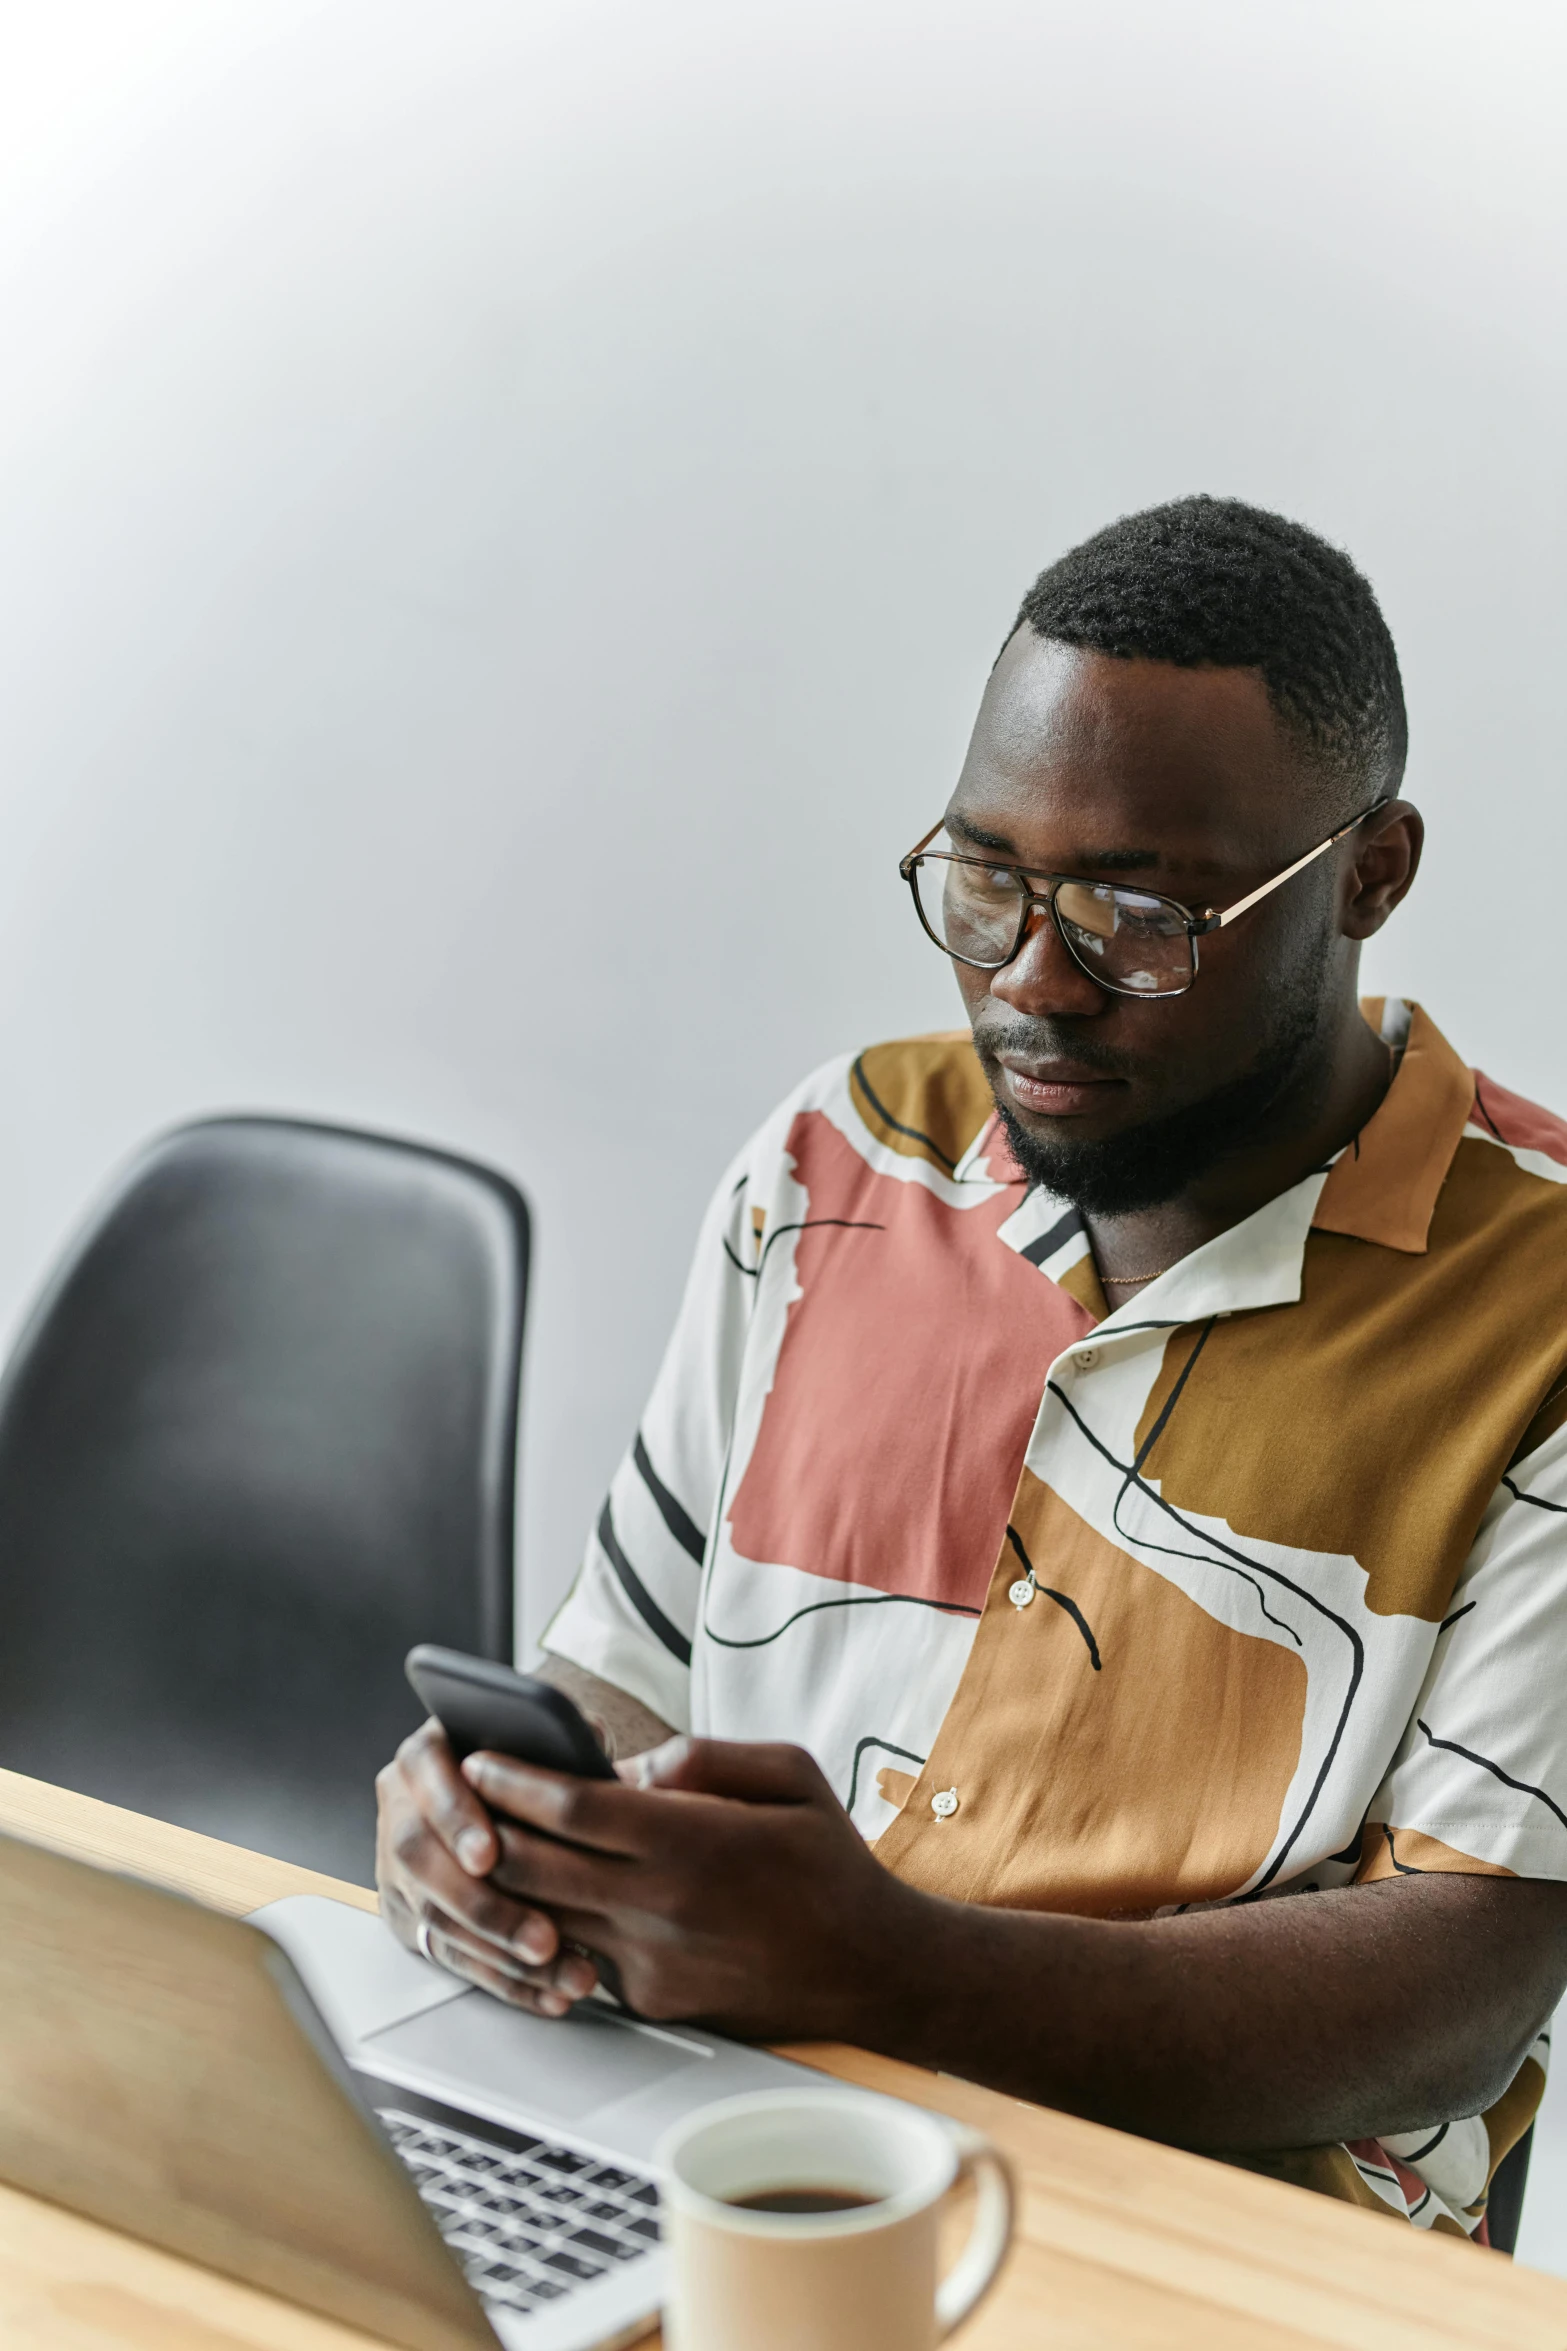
left=1020, top=1209, right=1085, bottom=1267
left=701, top=1587, right=981, bottom=1652
left=1415, top=1719, right=1567, bottom=1835
left=1003, top=1524, right=1102, bottom=1669
left=723, top=1215, right=884, bottom=1281
left=1501, top=1474, right=1567, bottom=1516
left=1128, top=1319, right=1216, bottom=1475
left=845, top=1735, right=926, bottom=1815
left=1089, top=1315, right=1187, bottom=1339
left=1113, top=1523, right=1315, bottom=1655
left=1380, top=1826, right=1423, bottom=1875
left=1107, top=1500, right=1305, bottom=1649
left=849, top=1054, right=1026, bottom=1189
left=1108, top=1322, right=1305, bottom=1650
left=704, top=1192, right=958, bottom=1656
left=632, top=1433, right=706, bottom=1565
left=1438, top=1600, right=1476, bottom=1635
left=1047, top=1380, right=1363, bottom=1890
left=1108, top=1523, right=1310, bottom=1651
left=596, top=1500, right=693, bottom=1666
left=722, top=1184, right=756, bottom=1273
left=850, top=1054, right=958, bottom=1169
left=1397, top=2121, right=1450, bottom=2164
left=1471, top=1075, right=1505, bottom=1141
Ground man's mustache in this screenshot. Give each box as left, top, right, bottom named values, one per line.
left=970, top=1019, right=1141, bottom=1082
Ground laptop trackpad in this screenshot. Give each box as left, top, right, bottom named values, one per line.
left=364, top=1990, right=711, bottom=2134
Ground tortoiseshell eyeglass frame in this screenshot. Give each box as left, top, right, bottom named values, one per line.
left=898, top=799, right=1389, bottom=999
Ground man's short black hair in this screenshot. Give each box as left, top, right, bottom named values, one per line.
left=1012, top=496, right=1407, bottom=805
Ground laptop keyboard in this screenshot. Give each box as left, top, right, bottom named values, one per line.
left=366, top=2084, right=660, bottom=2319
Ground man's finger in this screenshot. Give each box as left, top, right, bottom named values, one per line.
left=464, top=1739, right=833, bottom=1850
left=382, top=1870, right=595, bottom=2003
left=488, top=1819, right=631, bottom=1918
left=428, top=1917, right=599, bottom=2006
left=420, top=1920, right=592, bottom=2016
left=395, top=1719, right=499, bottom=1875
left=617, top=1735, right=831, bottom=1805
left=461, top=1753, right=654, bottom=1855
left=388, top=1808, right=561, bottom=1965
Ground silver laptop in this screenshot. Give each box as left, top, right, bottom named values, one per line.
left=254, top=1892, right=842, bottom=2349
left=0, top=1826, right=858, bottom=2351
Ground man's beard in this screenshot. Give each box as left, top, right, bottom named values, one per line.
left=986, top=981, right=1330, bottom=1218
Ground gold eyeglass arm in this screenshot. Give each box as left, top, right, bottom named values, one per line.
left=1208, top=798, right=1390, bottom=930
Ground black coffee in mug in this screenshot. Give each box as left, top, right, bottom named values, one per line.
left=725, top=2186, right=881, bottom=2215
left=660, top=2087, right=1015, bottom=2351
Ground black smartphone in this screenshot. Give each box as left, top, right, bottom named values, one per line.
left=405, top=1644, right=631, bottom=2010
left=404, top=1644, right=617, bottom=1780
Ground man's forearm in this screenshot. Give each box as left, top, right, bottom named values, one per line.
left=533, top=1652, right=673, bottom=1762
left=436, top=1731, right=1567, bottom=2144
left=856, top=1870, right=1567, bottom=2152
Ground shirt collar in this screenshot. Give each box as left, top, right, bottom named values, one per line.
left=1096, top=1173, right=1328, bottom=1329
left=1311, top=999, right=1475, bottom=1254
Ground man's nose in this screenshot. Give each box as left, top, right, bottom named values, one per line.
left=989, top=903, right=1107, bottom=1020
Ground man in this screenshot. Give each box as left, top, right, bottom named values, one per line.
left=378, top=496, right=1567, bottom=2239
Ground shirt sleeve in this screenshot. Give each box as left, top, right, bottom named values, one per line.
left=538, top=1143, right=761, bottom=1732
left=1364, top=1416, right=1567, bottom=1881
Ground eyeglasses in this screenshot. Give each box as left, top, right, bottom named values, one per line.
left=899, top=800, right=1389, bottom=1000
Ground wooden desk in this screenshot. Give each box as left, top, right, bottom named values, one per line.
left=1, top=1767, right=1565, bottom=2351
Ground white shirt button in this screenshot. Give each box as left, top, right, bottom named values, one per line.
left=1078, top=1348, right=1097, bottom=1368
left=1008, top=1577, right=1035, bottom=1610
left=930, top=1787, right=959, bottom=1820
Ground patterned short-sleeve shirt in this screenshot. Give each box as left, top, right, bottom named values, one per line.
left=545, top=998, right=1567, bottom=2237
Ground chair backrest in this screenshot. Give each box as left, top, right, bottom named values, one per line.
left=1487, top=2122, right=1532, bottom=2257
left=0, top=1116, right=528, bottom=1883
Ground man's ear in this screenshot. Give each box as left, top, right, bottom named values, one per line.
left=1341, top=802, right=1423, bottom=940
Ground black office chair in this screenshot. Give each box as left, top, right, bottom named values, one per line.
left=0, top=1116, right=528, bottom=1884
left=1488, top=2123, right=1532, bottom=2257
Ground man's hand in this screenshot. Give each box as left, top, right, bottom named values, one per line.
left=375, top=1657, right=675, bottom=2014
left=464, top=1736, right=920, bottom=2039
left=376, top=1718, right=602, bottom=2015
left=375, top=1726, right=916, bottom=2035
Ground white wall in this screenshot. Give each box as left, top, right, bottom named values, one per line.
left=1, top=0, right=1563, bottom=1608
left=2, top=0, right=1567, bottom=2274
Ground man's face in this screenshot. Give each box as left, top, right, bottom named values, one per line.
left=947, top=632, right=1359, bottom=1212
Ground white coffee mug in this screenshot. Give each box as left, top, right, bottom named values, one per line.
left=657, top=2087, right=1015, bottom=2351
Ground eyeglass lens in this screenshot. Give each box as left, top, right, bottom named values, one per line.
left=912, top=856, right=1195, bottom=996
